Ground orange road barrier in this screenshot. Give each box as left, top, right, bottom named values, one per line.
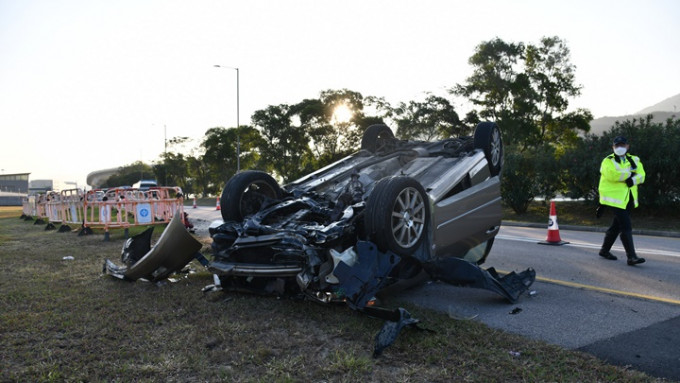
left=80, top=186, right=185, bottom=240
left=538, top=200, right=569, bottom=246
left=24, top=186, right=185, bottom=241
left=20, top=195, right=37, bottom=219
left=32, top=193, right=48, bottom=225
left=57, top=188, right=85, bottom=232
left=44, top=191, right=64, bottom=230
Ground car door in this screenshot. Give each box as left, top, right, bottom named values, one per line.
left=431, top=168, right=502, bottom=260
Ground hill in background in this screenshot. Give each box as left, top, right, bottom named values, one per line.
left=589, top=93, right=679, bottom=135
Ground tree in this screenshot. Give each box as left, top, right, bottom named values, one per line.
left=102, top=161, right=154, bottom=188
left=454, top=36, right=592, bottom=212
left=251, top=105, right=312, bottom=183
left=559, top=133, right=603, bottom=202
left=453, top=36, right=591, bottom=150
left=153, top=152, right=189, bottom=190
left=187, top=155, right=211, bottom=197
left=319, top=89, right=366, bottom=154
left=290, top=98, right=335, bottom=162
left=201, top=127, right=239, bottom=191
left=501, top=151, right=538, bottom=214
left=392, top=94, right=464, bottom=140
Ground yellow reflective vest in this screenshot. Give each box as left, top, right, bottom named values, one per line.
left=598, top=153, right=645, bottom=209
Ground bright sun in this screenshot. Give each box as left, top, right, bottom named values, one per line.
left=332, top=103, right=353, bottom=124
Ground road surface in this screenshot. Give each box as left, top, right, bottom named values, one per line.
left=185, top=206, right=680, bottom=380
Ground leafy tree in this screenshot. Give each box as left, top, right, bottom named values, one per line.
left=532, top=143, right=561, bottom=203
left=319, top=89, right=366, bottom=154
left=453, top=36, right=591, bottom=149
left=252, top=105, right=312, bottom=183
left=201, top=127, right=239, bottom=191
left=559, top=133, right=603, bottom=202
left=153, top=152, right=189, bottom=190
left=290, top=98, right=335, bottom=162
left=187, top=155, right=211, bottom=197
left=199, top=125, right=263, bottom=193
left=501, top=151, right=538, bottom=214
left=102, top=161, right=154, bottom=188
left=453, top=38, right=526, bottom=145
left=454, top=36, right=592, bottom=212
left=392, top=94, right=464, bottom=140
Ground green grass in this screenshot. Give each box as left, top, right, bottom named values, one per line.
left=503, top=200, right=680, bottom=233
left=0, top=211, right=670, bottom=382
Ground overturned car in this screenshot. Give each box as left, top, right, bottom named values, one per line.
left=207, top=122, right=535, bottom=311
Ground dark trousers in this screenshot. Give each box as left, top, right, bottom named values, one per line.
left=605, top=197, right=634, bottom=238
left=601, top=197, right=638, bottom=257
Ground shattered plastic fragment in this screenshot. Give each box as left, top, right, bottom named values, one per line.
left=62, top=256, right=74, bottom=261
left=447, top=306, right=479, bottom=320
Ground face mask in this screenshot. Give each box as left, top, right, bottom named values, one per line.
left=614, top=147, right=627, bottom=156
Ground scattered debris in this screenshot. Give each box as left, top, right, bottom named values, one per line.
left=509, top=307, right=523, bottom=315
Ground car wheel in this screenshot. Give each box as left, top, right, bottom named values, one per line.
left=361, top=124, right=395, bottom=153
left=220, top=171, right=283, bottom=222
left=365, top=176, right=429, bottom=257
left=474, top=122, right=503, bottom=176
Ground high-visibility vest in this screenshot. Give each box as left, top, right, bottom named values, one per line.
left=598, top=153, right=645, bottom=209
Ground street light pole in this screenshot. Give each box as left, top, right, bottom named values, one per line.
left=213, top=64, right=240, bottom=172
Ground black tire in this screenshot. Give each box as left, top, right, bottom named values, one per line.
left=474, top=122, right=503, bottom=176
left=220, top=171, right=283, bottom=222
left=361, top=124, right=395, bottom=153
left=365, top=176, right=430, bottom=257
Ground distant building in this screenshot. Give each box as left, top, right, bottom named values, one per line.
left=0, top=172, right=30, bottom=206
left=0, top=173, right=30, bottom=193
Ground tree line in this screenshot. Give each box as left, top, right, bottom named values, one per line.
left=102, top=36, right=679, bottom=212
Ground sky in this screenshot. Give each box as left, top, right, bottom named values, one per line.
left=1, top=0, right=679, bottom=188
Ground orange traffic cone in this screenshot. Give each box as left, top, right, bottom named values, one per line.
left=538, top=200, right=569, bottom=245
left=192, top=196, right=197, bottom=209
left=215, top=196, right=221, bottom=211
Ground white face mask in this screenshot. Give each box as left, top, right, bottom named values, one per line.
left=614, top=147, right=627, bottom=156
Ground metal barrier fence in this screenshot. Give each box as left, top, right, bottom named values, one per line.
left=21, top=195, right=36, bottom=217
left=22, top=187, right=185, bottom=239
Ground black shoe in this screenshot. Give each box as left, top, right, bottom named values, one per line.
left=627, top=257, right=646, bottom=266
left=599, top=251, right=617, bottom=260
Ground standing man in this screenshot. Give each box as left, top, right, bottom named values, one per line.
left=598, top=136, right=646, bottom=265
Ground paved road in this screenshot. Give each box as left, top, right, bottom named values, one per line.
left=396, top=226, right=680, bottom=381
left=185, top=207, right=680, bottom=380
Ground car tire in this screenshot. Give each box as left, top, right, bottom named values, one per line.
left=474, top=122, right=503, bottom=176
left=220, top=171, right=283, bottom=222
left=361, top=124, right=395, bottom=153
left=365, top=176, right=429, bottom=257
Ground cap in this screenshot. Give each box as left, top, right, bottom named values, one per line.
left=613, top=136, right=628, bottom=145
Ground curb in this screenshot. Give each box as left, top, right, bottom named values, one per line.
left=502, top=220, right=680, bottom=238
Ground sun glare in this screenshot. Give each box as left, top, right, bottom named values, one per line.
left=332, top=103, right=353, bottom=124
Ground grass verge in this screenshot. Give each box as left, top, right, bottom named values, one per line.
left=1, top=206, right=667, bottom=382
left=503, top=200, right=680, bottom=233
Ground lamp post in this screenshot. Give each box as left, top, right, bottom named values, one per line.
left=213, top=64, right=240, bottom=172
